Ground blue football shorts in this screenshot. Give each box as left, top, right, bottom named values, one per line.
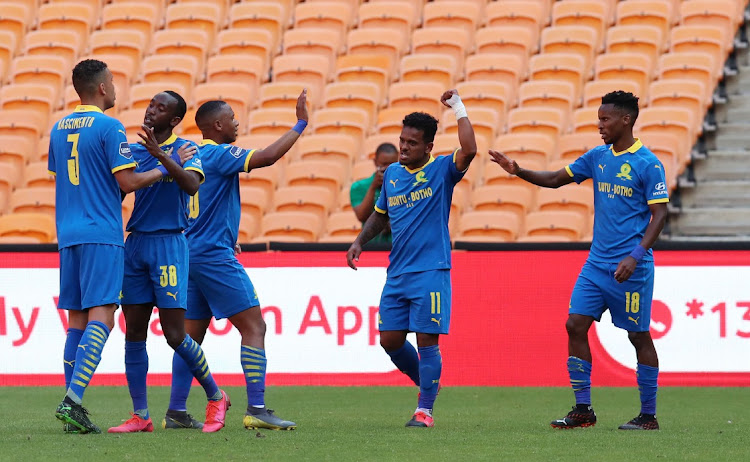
left=378, top=269, right=451, bottom=335
left=58, top=243, right=124, bottom=310
left=122, top=232, right=188, bottom=309
left=186, top=258, right=259, bottom=320
left=569, top=259, right=655, bottom=332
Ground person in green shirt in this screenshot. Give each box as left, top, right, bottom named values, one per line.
left=350, top=142, right=398, bottom=243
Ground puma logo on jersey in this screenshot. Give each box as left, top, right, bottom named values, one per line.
left=628, top=316, right=639, bottom=325
left=389, top=179, right=399, bottom=187
left=431, top=317, right=441, bottom=326
left=166, top=291, right=178, bottom=300
left=598, top=164, right=606, bottom=173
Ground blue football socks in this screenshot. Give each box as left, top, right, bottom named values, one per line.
left=174, top=335, right=221, bottom=401
left=568, top=356, right=592, bottom=406
left=637, top=363, right=659, bottom=415
left=67, top=321, right=110, bottom=404
left=125, top=340, right=149, bottom=419
left=386, top=341, right=420, bottom=386
left=417, top=345, right=442, bottom=410
left=63, top=327, right=84, bottom=389
left=241, top=345, right=266, bottom=408
left=168, top=353, right=193, bottom=412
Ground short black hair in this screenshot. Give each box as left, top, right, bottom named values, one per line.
left=375, top=142, right=397, bottom=156
left=195, top=100, right=228, bottom=127
left=163, top=90, right=187, bottom=119
left=72, top=59, right=109, bottom=97
left=402, top=112, right=438, bottom=143
left=601, top=91, right=639, bottom=123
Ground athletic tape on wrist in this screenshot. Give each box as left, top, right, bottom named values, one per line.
left=629, top=245, right=647, bottom=261
left=292, top=119, right=308, bottom=134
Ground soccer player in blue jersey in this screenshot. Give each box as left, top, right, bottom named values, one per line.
left=490, top=91, right=669, bottom=431
left=49, top=59, right=176, bottom=433
left=346, top=89, right=477, bottom=428
left=165, top=90, right=308, bottom=431
left=108, top=91, right=229, bottom=434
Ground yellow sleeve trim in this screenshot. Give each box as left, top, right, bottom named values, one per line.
left=647, top=198, right=670, bottom=204
left=564, top=165, right=574, bottom=177
left=243, top=149, right=257, bottom=172
left=111, top=162, right=137, bottom=173
left=374, top=206, right=387, bottom=214
left=185, top=166, right=205, bottom=184
left=47, top=170, right=56, bottom=176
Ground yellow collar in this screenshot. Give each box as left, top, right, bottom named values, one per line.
left=403, top=155, right=435, bottom=174
left=74, top=105, right=103, bottom=113
left=159, top=133, right=178, bottom=147
left=199, top=139, right=219, bottom=146
left=610, top=138, right=643, bottom=156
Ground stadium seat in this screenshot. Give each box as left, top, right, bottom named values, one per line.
left=10, top=55, right=67, bottom=95
left=294, top=2, right=353, bottom=44
left=351, top=159, right=375, bottom=182
left=38, top=2, right=94, bottom=40
left=441, top=107, right=499, bottom=147
left=357, top=1, right=416, bottom=38
left=258, top=82, right=309, bottom=111
left=540, top=26, right=598, bottom=72
left=635, top=107, right=694, bottom=164
left=517, top=80, right=576, bottom=119
left=295, top=134, right=357, bottom=171
left=206, top=54, right=265, bottom=102
left=237, top=158, right=282, bottom=197
left=0, top=212, right=56, bottom=243
left=457, top=211, right=522, bottom=242
left=455, top=80, right=511, bottom=118
left=284, top=160, right=346, bottom=197
left=595, top=53, right=654, bottom=101
left=523, top=210, right=585, bottom=241
left=89, top=30, right=146, bottom=71
left=606, top=25, right=665, bottom=64
left=658, top=52, right=717, bottom=101
left=376, top=107, right=407, bottom=134
left=616, top=0, right=673, bottom=41
left=165, top=2, right=222, bottom=47
left=283, top=28, right=342, bottom=75
left=641, top=132, right=681, bottom=188
left=399, top=53, right=457, bottom=90
left=536, top=184, right=593, bottom=218
left=388, top=81, right=446, bottom=117
left=670, top=25, right=728, bottom=67
left=551, top=0, right=608, bottom=49
left=335, top=54, right=392, bottom=99
left=0, top=136, right=34, bottom=173
left=151, top=29, right=209, bottom=76
left=0, top=109, right=45, bottom=147
left=0, top=3, right=29, bottom=54
left=464, top=54, right=525, bottom=98
left=271, top=54, right=330, bottom=103
left=322, top=81, right=382, bottom=124
left=361, top=133, right=398, bottom=160
left=0, top=83, right=58, bottom=129
left=679, top=0, right=738, bottom=50
left=528, top=53, right=587, bottom=101
left=422, top=1, right=481, bottom=34
left=0, top=160, right=19, bottom=207
left=311, top=108, right=369, bottom=146
left=9, top=187, right=55, bottom=217
left=471, top=184, right=536, bottom=218
left=485, top=0, right=546, bottom=44
left=238, top=186, right=270, bottom=225
left=215, top=29, right=274, bottom=75
left=347, top=28, right=408, bottom=76
left=36, top=136, right=50, bottom=164
left=483, top=158, right=546, bottom=187
left=411, top=27, right=471, bottom=76
left=257, top=211, right=322, bottom=242
left=238, top=213, right=257, bottom=242
left=129, top=83, right=188, bottom=110
left=557, top=132, right=604, bottom=161
left=583, top=79, right=642, bottom=108
left=193, top=82, right=254, bottom=133
left=493, top=133, right=556, bottom=167
left=24, top=161, right=55, bottom=188
left=117, top=109, right=145, bottom=137
left=141, top=54, right=199, bottom=98
left=229, top=2, right=286, bottom=53
left=571, top=106, right=601, bottom=134
left=62, top=85, right=81, bottom=111
left=101, top=2, right=159, bottom=43
left=23, top=30, right=81, bottom=68
left=272, top=185, right=335, bottom=221
left=247, top=108, right=297, bottom=135
left=648, top=79, right=709, bottom=134
left=0, top=30, right=14, bottom=77
left=319, top=211, right=362, bottom=242
left=506, top=107, right=566, bottom=140
left=474, top=26, right=536, bottom=67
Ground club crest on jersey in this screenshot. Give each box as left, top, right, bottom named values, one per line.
left=229, top=146, right=244, bottom=158
left=119, top=142, right=133, bottom=159
left=412, top=171, right=428, bottom=186
left=616, top=163, right=632, bottom=181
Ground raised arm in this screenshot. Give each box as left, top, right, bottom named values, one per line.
left=247, top=89, right=309, bottom=169
left=138, top=125, right=201, bottom=195
left=346, top=211, right=389, bottom=270
left=613, top=202, right=668, bottom=283
left=441, top=90, right=477, bottom=172
left=489, top=150, right=575, bottom=189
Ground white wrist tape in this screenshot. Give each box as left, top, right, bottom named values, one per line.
left=446, top=94, right=467, bottom=119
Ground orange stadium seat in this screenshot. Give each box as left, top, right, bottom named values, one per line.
left=506, top=107, right=566, bottom=140
left=441, top=107, right=499, bottom=147
left=649, top=79, right=709, bottom=133
left=206, top=54, right=265, bottom=101
left=362, top=133, right=398, bottom=160
left=616, top=0, right=673, bottom=41
left=0, top=136, right=34, bottom=172
left=129, top=82, right=188, bottom=110
left=337, top=186, right=352, bottom=212
left=571, top=106, right=600, bottom=134
left=483, top=158, right=546, bottom=187
left=357, top=1, right=416, bottom=38
left=0, top=30, right=14, bottom=77
left=257, top=211, right=322, bottom=242
left=319, top=211, right=362, bottom=242
left=63, top=85, right=80, bottom=111
left=583, top=79, right=642, bottom=107
left=0, top=109, right=45, bottom=146
left=537, top=184, right=593, bottom=217
left=283, top=28, right=342, bottom=75
left=606, top=25, right=665, bottom=64
left=351, top=159, right=375, bottom=182
left=457, top=211, right=522, bottom=242
left=165, top=2, right=222, bottom=47
left=284, top=160, right=346, bottom=197
left=422, top=1, right=481, bottom=34
left=215, top=29, right=274, bottom=74
left=400, top=53, right=457, bottom=90
left=517, top=80, right=576, bottom=119
left=635, top=107, right=694, bottom=161
left=46, top=0, right=102, bottom=17
left=376, top=107, right=407, bottom=134
left=388, top=81, right=448, bottom=117
left=528, top=53, right=587, bottom=101
left=411, top=27, right=471, bottom=76
left=474, top=26, right=536, bottom=67
left=540, top=26, right=598, bottom=72
left=595, top=53, right=654, bottom=101
left=680, top=0, right=738, bottom=50
left=117, top=109, right=145, bottom=137
left=0, top=212, right=56, bottom=243
left=141, top=54, right=199, bottom=98
left=89, top=30, right=147, bottom=68
left=258, top=82, right=308, bottom=110
left=485, top=1, right=546, bottom=44
left=455, top=80, right=511, bottom=118
left=36, top=136, right=50, bottom=164
left=0, top=3, right=29, bottom=54
left=463, top=54, right=526, bottom=97
left=557, top=132, right=604, bottom=161
left=10, top=55, right=67, bottom=95
left=658, top=52, right=717, bottom=101
left=151, top=29, right=209, bottom=75
left=294, top=2, right=353, bottom=43
left=311, top=108, right=369, bottom=145
left=295, top=134, right=357, bottom=171
left=322, top=81, right=382, bottom=124
left=471, top=184, right=536, bottom=218
left=9, top=187, right=55, bottom=217
left=642, top=132, right=681, bottom=187
left=23, top=30, right=81, bottom=68
left=38, top=2, right=94, bottom=40
left=247, top=108, right=297, bottom=135
left=194, top=82, right=254, bottom=133
left=0, top=162, right=20, bottom=210
left=238, top=186, right=270, bottom=225
left=335, top=54, right=392, bottom=99
left=670, top=25, right=728, bottom=67
left=272, top=185, right=335, bottom=220
left=238, top=213, right=258, bottom=242
left=229, top=2, right=285, bottom=53
left=237, top=157, right=283, bottom=197
left=101, top=2, right=159, bottom=43
left=347, top=28, right=408, bottom=76
left=493, top=133, right=556, bottom=167
left=0, top=83, right=58, bottom=129
left=524, top=210, right=585, bottom=241
left=552, top=0, right=608, bottom=49
left=271, top=54, right=330, bottom=103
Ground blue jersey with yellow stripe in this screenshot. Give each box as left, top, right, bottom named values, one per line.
left=375, top=153, right=464, bottom=276
left=48, top=105, right=136, bottom=248
left=184, top=139, right=255, bottom=263
left=126, top=134, right=204, bottom=233
left=566, top=139, right=669, bottom=263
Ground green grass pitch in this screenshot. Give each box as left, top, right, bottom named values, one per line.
left=2, top=386, right=746, bottom=461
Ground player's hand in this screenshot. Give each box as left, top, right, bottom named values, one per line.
left=489, top=150, right=520, bottom=175
left=346, top=242, right=362, bottom=270
left=177, top=142, right=196, bottom=165
left=373, top=166, right=386, bottom=188
left=296, top=89, right=309, bottom=122
left=234, top=243, right=241, bottom=256
left=137, top=125, right=162, bottom=158
left=440, top=89, right=459, bottom=108
left=614, top=256, right=637, bottom=283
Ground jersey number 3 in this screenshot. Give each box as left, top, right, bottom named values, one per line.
left=67, top=133, right=80, bottom=186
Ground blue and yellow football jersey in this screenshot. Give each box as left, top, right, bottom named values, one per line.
left=48, top=105, right=136, bottom=248
left=374, top=152, right=464, bottom=276
left=184, top=139, right=255, bottom=263
left=566, top=139, right=669, bottom=263
left=126, top=134, right=204, bottom=233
